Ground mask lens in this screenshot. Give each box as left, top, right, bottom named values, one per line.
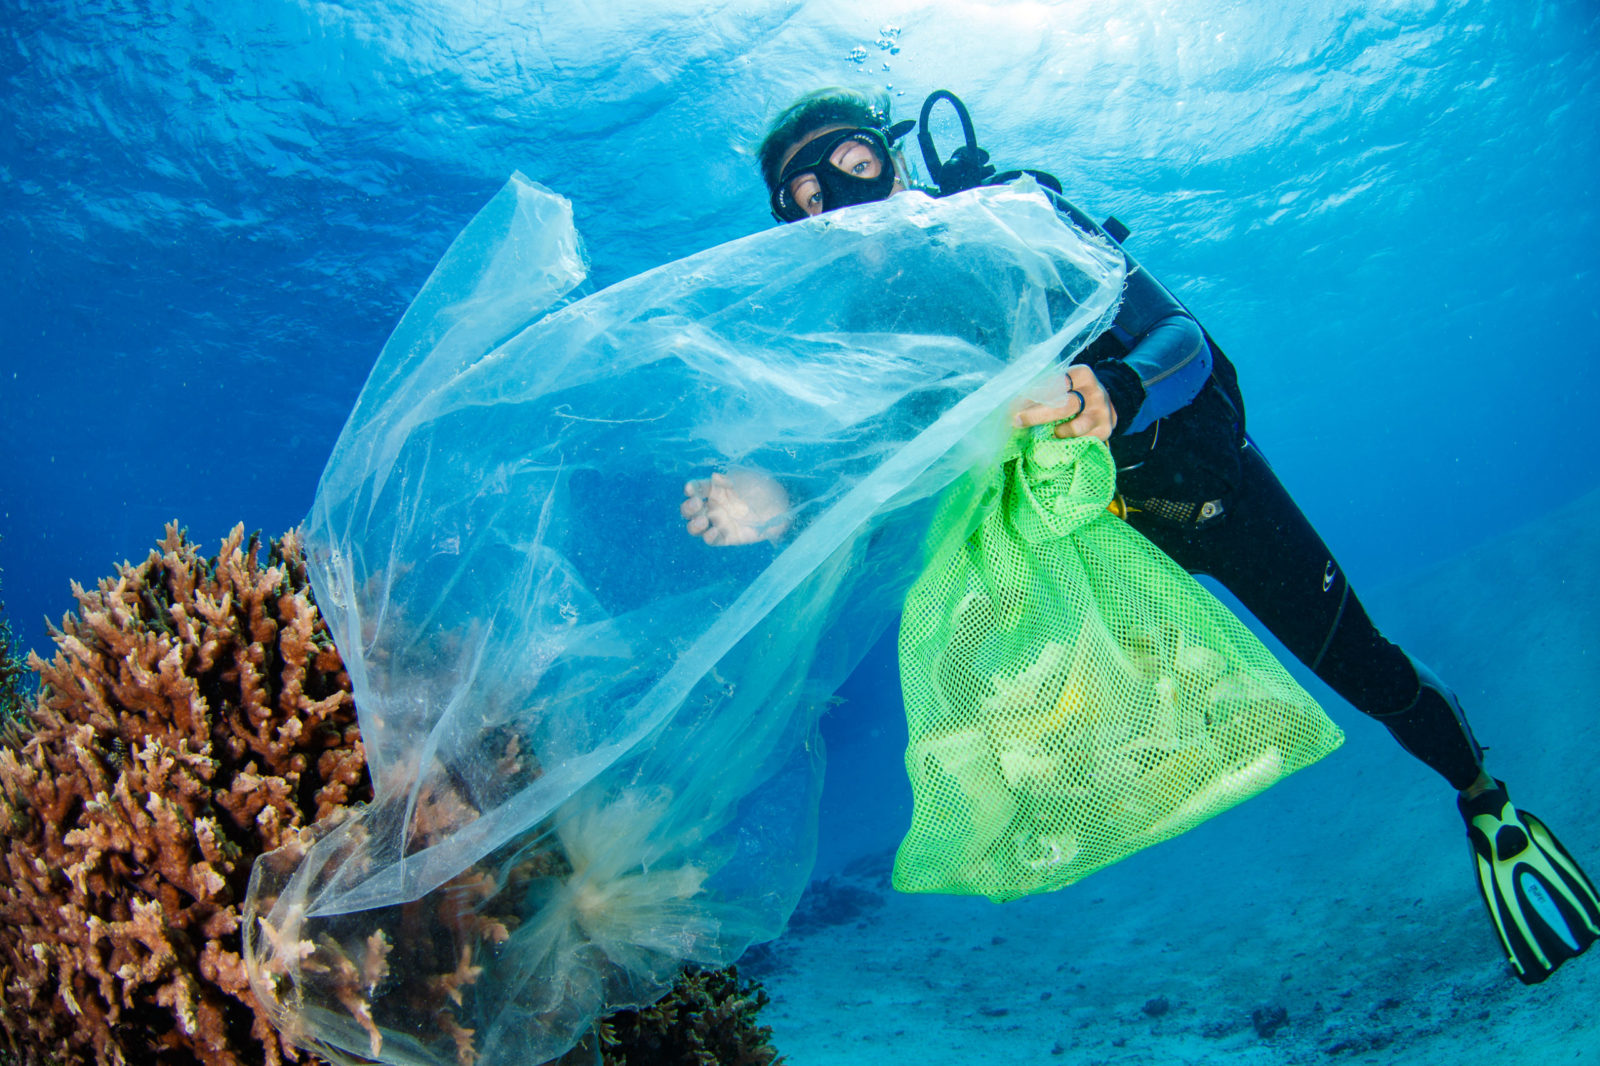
left=769, top=129, right=894, bottom=222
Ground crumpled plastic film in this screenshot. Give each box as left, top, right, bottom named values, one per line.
left=241, top=173, right=1125, bottom=1066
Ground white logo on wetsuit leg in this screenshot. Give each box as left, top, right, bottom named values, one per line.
left=1323, top=561, right=1337, bottom=592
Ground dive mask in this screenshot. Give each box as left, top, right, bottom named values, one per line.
left=769, top=127, right=898, bottom=223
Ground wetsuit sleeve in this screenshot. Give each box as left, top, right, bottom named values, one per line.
left=1080, top=261, right=1213, bottom=435
left=1114, top=313, right=1211, bottom=434
left=1045, top=194, right=1214, bottom=436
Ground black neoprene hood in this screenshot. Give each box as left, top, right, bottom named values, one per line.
left=757, top=87, right=892, bottom=191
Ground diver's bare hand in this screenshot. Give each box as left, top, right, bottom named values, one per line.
left=1013, top=364, right=1118, bottom=442
left=681, top=469, right=791, bottom=546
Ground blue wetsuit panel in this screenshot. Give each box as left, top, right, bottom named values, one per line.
left=1048, top=193, right=1213, bottom=434
left=1103, top=257, right=1212, bottom=434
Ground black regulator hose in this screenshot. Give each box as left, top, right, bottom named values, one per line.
left=917, top=90, right=996, bottom=197
left=916, top=89, right=1071, bottom=207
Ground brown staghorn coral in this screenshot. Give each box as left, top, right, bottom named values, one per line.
left=1, top=522, right=786, bottom=1066
left=246, top=774, right=569, bottom=1066
left=0, top=523, right=369, bottom=1066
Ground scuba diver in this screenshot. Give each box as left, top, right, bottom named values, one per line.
left=681, top=84, right=1600, bottom=985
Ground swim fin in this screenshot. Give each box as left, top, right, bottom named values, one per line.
left=1458, top=780, right=1600, bottom=984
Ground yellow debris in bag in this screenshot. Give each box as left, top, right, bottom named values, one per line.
left=893, top=431, right=1344, bottom=901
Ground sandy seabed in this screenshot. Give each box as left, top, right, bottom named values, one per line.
left=754, top=489, right=1600, bottom=1065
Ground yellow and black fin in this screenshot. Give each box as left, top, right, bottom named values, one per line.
left=1459, top=780, right=1600, bottom=984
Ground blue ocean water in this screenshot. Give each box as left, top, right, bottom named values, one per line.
left=2, top=1, right=1598, bottom=1062
left=4, top=0, right=1597, bottom=659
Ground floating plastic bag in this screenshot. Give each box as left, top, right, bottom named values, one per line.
left=893, top=432, right=1345, bottom=902
left=242, top=173, right=1125, bottom=1066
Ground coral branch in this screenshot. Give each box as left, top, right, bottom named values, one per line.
left=0, top=524, right=788, bottom=1066
left=0, top=524, right=369, bottom=1066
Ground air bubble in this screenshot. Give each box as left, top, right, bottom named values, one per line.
left=848, top=45, right=868, bottom=63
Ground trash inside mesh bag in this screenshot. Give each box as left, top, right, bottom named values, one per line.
left=893, top=431, right=1346, bottom=903
left=241, top=173, right=1125, bottom=1066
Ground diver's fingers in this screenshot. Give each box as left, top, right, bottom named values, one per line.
left=684, top=469, right=791, bottom=547
left=1071, top=364, right=1117, bottom=432
left=705, top=490, right=753, bottom=523
left=1014, top=401, right=1079, bottom=428
left=704, top=474, right=743, bottom=508
left=1053, top=406, right=1110, bottom=439
left=1053, top=365, right=1117, bottom=442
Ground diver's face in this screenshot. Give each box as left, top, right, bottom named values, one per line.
left=770, top=124, right=903, bottom=222
left=781, top=126, right=888, bottom=217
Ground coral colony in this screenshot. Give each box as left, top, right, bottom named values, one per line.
left=0, top=525, right=780, bottom=1066
left=0, top=525, right=367, bottom=1066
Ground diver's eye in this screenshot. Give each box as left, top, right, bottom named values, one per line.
left=830, top=140, right=882, bottom=180
left=787, top=174, right=824, bottom=215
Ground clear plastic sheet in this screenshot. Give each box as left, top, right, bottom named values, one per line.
left=242, top=173, right=1125, bottom=1066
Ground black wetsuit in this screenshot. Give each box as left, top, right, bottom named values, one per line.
left=1055, top=198, right=1484, bottom=791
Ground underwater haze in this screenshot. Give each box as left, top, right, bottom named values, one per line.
left=2, top=0, right=1598, bottom=1063
left=4, top=0, right=1599, bottom=656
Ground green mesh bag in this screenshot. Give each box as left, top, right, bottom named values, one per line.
left=893, top=430, right=1344, bottom=902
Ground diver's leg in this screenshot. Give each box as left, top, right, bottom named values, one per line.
left=1131, top=452, right=1597, bottom=982
left=1128, top=440, right=1484, bottom=790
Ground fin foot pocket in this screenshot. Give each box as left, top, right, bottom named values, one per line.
left=1458, top=781, right=1600, bottom=984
